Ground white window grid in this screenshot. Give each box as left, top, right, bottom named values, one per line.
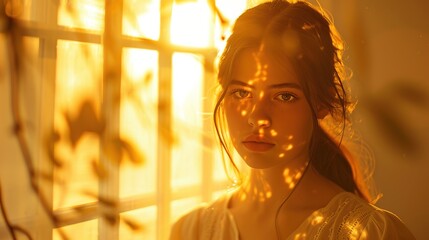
left=13, top=0, right=231, bottom=239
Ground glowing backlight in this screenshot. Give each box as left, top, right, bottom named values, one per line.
left=53, top=220, right=98, bottom=239
left=170, top=1, right=213, bottom=47
left=171, top=53, right=204, bottom=188
left=123, top=0, right=160, bottom=40
left=58, top=0, right=105, bottom=31
left=120, top=48, right=159, bottom=197
left=215, top=0, right=247, bottom=21
left=50, top=0, right=253, bottom=239
left=54, top=40, right=103, bottom=209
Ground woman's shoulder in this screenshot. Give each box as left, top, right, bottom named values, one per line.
left=175, top=191, right=232, bottom=222
left=296, top=192, right=416, bottom=239
left=169, top=191, right=238, bottom=240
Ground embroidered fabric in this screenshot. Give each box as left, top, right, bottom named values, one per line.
left=170, top=191, right=415, bottom=240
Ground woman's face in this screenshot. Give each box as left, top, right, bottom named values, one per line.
left=224, top=49, right=314, bottom=169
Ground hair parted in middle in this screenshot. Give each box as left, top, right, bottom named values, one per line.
left=213, top=0, right=373, bottom=201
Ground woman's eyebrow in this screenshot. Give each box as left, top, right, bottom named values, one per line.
left=229, top=80, right=302, bottom=90
left=229, top=80, right=255, bottom=89
left=269, top=82, right=302, bottom=90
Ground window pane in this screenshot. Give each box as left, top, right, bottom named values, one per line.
left=53, top=219, right=98, bottom=240
left=215, top=0, right=247, bottom=21
left=123, top=0, right=160, bottom=40
left=170, top=0, right=213, bottom=48
left=58, top=0, right=105, bottom=31
left=54, top=40, right=103, bottom=209
left=120, top=48, right=159, bottom=197
left=120, top=206, right=157, bottom=240
left=171, top=53, right=204, bottom=188
left=214, top=0, right=248, bottom=49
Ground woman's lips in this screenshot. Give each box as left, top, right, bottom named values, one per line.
left=242, top=135, right=275, bottom=152
left=242, top=141, right=275, bottom=152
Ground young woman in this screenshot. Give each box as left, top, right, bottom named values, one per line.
left=170, top=0, right=415, bottom=239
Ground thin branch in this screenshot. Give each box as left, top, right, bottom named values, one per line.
left=0, top=182, right=18, bottom=240
left=5, top=13, right=69, bottom=240
left=11, top=225, right=33, bottom=240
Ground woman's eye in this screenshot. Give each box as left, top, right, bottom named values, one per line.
left=275, top=93, right=297, bottom=102
left=233, top=89, right=251, bottom=99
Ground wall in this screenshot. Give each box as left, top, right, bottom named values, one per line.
left=332, top=0, right=429, bottom=238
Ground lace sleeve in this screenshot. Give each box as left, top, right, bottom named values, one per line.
left=359, top=209, right=416, bottom=240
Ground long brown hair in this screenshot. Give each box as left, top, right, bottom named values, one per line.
left=214, top=0, right=371, bottom=201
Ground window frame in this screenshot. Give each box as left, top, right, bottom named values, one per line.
left=17, top=0, right=228, bottom=239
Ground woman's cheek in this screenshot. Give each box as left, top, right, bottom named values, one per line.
left=225, top=99, right=251, bottom=122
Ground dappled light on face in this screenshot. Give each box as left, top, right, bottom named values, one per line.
left=245, top=52, right=268, bottom=86
left=250, top=64, right=268, bottom=84
left=270, top=129, right=278, bottom=137
left=252, top=52, right=263, bottom=83
left=257, top=120, right=269, bottom=127
left=229, top=96, right=252, bottom=118
left=283, top=143, right=294, bottom=152
left=258, top=128, right=265, bottom=137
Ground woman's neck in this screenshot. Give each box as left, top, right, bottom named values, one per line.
left=232, top=160, right=311, bottom=211
left=228, top=161, right=345, bottom=240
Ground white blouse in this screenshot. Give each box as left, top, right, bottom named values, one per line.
left=170, top=191, right=415, bottom=240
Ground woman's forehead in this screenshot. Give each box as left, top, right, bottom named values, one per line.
left=231, top=48, right=299, bottom=86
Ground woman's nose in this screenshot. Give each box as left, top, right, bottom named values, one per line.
left=247, top=103, right=271, bottom=129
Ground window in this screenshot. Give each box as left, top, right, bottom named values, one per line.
left=1, top=0, right=248, bottom=239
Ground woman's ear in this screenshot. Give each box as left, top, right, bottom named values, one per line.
left=317, top=108, right=329, bottom=119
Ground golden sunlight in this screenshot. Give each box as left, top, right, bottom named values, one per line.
left=284, top=143, right=294, bottom=151
left=283, top=168, right=300, bottom=189
left=54, top=41, right=103, bottom=209
left=348, top=222, right=367, bottom=240
left=170, top=0, right=213, bottom=48
left=270, top=129, right=278, bottom=136
left=58, top=0, right=105, bottom=31
left=215, top=0, right=247, bottom=21
left=50, top=0, right=250, bottom=239
left=120, top=48, right=159, bottom=198
left=310, top=214, right=324, bottom=225
left=171, top=52, right=204, bottom=188
left=292, top=232, right=307, bottom=240
left=123, top=0, right=160, bottom=40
